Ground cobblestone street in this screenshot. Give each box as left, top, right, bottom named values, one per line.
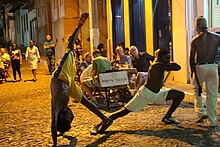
left=0, top=60, right=220, bottom=147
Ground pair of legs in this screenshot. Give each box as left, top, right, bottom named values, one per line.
left=51, top=78, right=108, bottom=146
left=81, top=77, right=99, bottom=103
left=11, top=59, right=21, bottom=81
left=97, top=89, right=184, bottom=133
left=46, top=55, right=55, bottom=74
left=194, top=64, right=218, bottom=126
left=135, top=72, right=148, bottom=93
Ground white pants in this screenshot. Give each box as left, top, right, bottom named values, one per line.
left=193, top=64, right=218, bottom=125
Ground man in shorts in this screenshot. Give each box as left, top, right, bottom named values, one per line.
left=81, top=49, right=112, bottom=104
left=94, top=48, right=185, bottom=133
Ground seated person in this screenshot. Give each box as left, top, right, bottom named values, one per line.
left=0, top=48, right=10, bottom=65
left=115, top=46, right=132, bottom=68
left=79, top=52, right=92, bottom=72
left=81, top=49, right=112, bottom=104
left=0, top=57, right=4, bottom=70
left=124, top=47, right=130, bottom=56
left=94, top=48, right=185, bottom=134
left=97, top=43, right=107, bottom=57
left=130, top=46, right=155, bottom=94
left=0, top=48, right=10, bottom=77
left=80, top=64, right=92, bottom=83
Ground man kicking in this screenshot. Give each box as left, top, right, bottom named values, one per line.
left=51, top=13, right=111, bottom=146
left=93, top=48, right=185, bottom=134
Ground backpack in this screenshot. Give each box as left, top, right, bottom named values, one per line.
left=57, top=107, right=74, bottom=134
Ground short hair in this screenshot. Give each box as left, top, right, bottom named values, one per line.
left=115, top=46, right=123, bottom=52
left=124, top=47, right=129, bottom=51
left=195, top=16, right=208, bottom=29
left=97, top=43, right=104, bottom=51
left=129, top=46, right=138, bottom=51
left=155, top=48, right=169, bottom=59
left=29, top=40, right=34, bottom=43
left=92, top=49, right=101, bottom=56
left=83, top=52, right=91, bottom=59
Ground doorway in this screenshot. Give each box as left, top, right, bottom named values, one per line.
left=111, top=0, right=124, bottom=51
left=129, top=0, right=146, bottom=52
left=153, top=0, right=172, bottom=57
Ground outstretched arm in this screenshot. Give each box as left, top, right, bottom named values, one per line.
left=68, top=13, right=89, bottom=50
left=159, top=62, right=181, bottom=71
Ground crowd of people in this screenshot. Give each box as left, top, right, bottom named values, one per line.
left=0, top=35, right=55, bottom=82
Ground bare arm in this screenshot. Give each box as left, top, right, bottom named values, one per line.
left=90, top=69, right=97, bottom=78
left=157, top=62, right=181, bottom=71
left=19, top=49, right=22, bottom=64
left=190, top=41, right=196, bottom=77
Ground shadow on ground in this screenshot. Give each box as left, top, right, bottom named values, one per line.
left=86, top=126, right=220, bottom=146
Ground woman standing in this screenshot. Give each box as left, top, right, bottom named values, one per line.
left=10, top=43, right=22, bottom=82
left=25, top=40, right=40, bottom=82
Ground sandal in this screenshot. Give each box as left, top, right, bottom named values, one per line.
left=162, top=117, right=180, bottom=124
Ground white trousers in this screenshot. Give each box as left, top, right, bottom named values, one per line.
left=193, top=64, right=218, bottom=126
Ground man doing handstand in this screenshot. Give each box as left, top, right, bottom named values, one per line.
left=94, top=48, right=185, bottom=133
left=51, top=13, right=111, bottom=146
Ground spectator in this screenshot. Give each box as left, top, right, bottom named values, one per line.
left=10, top=43, right=22, bottom=82
left=44, top=34, right=56, bottom=75
left=190, top=16, right=220, bottom=127
left=130, top=46, right=155, bottom=94
left=79, top=52, right=92, bottom=72
left=115, top=46, right=132, bottom=67
left=97, top=43, right=107, bottom=57
left=81, top=49, right=112, bottom=104
left=124, top=47, right=130, bottom=56
left=25, top=40, right=40, bottom=82
left=0, top=48, right=10, bottom=78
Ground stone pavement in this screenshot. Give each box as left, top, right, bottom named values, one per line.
left=0, top=59, right=219, bottom=147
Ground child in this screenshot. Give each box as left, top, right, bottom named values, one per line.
left=93, top=48, right=185, bottom=134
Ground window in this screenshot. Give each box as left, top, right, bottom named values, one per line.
left=26, top=14, right=28, bottom=31
left=53, top=0, right=56, bottom=9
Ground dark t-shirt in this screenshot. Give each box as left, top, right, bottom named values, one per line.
left=44, top=40, right=55, bottom=56
left=132, top=52, right=155, bottom=72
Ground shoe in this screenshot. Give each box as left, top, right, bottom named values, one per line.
left=196, top=114, right=208, bottom=123
left=98, top=118, right=113, bottom=133
left=90, top=123, right=102, bottom=135
left=162, top=117, right=180, bottom=124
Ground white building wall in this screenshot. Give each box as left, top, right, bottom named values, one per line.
left=51, top=0, right=65, bottom=59
left=52, top=0, right=58, bottom=22
left=172, top=0, right=189, bottom=83
left=27, top=9, right=36, bottom=41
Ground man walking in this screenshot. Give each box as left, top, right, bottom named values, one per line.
left=190, top=16, right=220, bottom=127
